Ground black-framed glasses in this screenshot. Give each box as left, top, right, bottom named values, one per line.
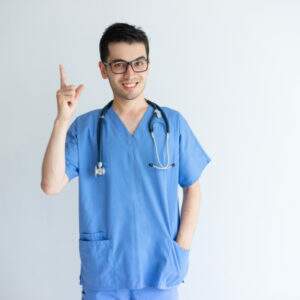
left=103, top=57, right=149, bottom=74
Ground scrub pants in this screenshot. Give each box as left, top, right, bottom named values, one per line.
left=81, top=286, right=179, bottom=300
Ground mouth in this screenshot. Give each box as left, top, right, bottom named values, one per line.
left=122, top=81, right=139, bottom=90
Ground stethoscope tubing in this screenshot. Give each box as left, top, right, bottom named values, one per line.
left=95, top=98, right=175, bottom=176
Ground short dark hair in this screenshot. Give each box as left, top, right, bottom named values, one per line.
left=99, top=22, right=150, bottom=63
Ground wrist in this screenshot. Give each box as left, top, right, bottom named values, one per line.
left=54, top=117, right=70, bottom=130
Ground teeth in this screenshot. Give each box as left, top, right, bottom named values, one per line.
left=123, top=82, right=138, bottom=87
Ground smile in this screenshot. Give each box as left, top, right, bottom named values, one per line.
left=122, top=82, right=139, bottom=90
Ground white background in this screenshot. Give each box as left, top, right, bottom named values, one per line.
left=1, top=0, right=299, bottom=299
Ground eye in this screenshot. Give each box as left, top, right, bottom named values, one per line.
left=113, top=62, right=124, bottom=68
left=134, top=60, right=145, bottom=66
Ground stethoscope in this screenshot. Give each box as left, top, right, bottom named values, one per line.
left=95, top=98, right=175, bottom=176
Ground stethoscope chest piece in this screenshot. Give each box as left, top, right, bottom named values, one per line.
left=95, top=162, right=105, bottom=176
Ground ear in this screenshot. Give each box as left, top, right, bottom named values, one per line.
left=99, top=61, right=108, bottom=79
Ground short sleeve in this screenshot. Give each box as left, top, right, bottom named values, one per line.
left=178, top=112, right=211, bottom=188
left=65, top=117, right=79, bottom=181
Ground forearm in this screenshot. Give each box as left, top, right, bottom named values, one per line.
left=40, top=118, right=70, bottom=194
left=176, top=181, right=201, bottom=250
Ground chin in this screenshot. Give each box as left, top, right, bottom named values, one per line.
left=120, top=91, right=144, bottom=100
left=124, top=95, right=141, bottom=101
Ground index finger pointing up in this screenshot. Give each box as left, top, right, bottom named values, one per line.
left=59, top=64, right=68, bottom=88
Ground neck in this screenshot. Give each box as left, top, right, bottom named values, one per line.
left=112, top=96, right=148, bottom=115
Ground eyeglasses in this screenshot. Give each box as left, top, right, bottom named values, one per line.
left=103, top=57, right=149, bottom=74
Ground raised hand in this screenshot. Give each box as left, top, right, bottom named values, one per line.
left=56, top=64, right=84, bottom=122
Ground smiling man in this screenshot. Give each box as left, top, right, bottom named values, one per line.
left=41, top=22, right=211, bottom=300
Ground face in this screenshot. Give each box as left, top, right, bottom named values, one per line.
left=99, top=42, right=150, bottom=102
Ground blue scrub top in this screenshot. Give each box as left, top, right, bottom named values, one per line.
left=65, top=103, right=211, bottom=292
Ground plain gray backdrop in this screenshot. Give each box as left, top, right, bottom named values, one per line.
left=1, top=0, right=299, bottom=299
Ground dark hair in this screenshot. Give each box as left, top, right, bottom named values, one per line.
left=99, top=22, right=149, bottom=63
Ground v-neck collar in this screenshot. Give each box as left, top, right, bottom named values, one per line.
left=107, top=103, right=153, bottom=142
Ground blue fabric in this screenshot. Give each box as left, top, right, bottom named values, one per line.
left=65, top=119, right=79, bottom=180
left=81, top=286, right=178, bottom=300
left=65, top=104, right=211, bottom=291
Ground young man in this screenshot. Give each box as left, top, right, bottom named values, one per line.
left=41, top=22, right=211, bottom=300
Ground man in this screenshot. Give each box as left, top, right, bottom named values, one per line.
left=41, top=22, right=211, bottom=300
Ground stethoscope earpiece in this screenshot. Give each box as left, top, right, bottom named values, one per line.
left=95, top=98, right=175, bottom=176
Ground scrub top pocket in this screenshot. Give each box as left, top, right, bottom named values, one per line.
left=79, top=232, right=114, bottom=290
left=170, top=239, right=190, bottom=280
left=157, top=236, right=190, bottom=287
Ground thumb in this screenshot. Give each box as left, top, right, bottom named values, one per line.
left=75, top=84, right=85, bottom=100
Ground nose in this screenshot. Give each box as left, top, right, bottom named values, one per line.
left=124, top=63, right=135, bottom=77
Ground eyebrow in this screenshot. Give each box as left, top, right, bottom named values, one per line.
left=109, top=56, right=146, bottom=63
